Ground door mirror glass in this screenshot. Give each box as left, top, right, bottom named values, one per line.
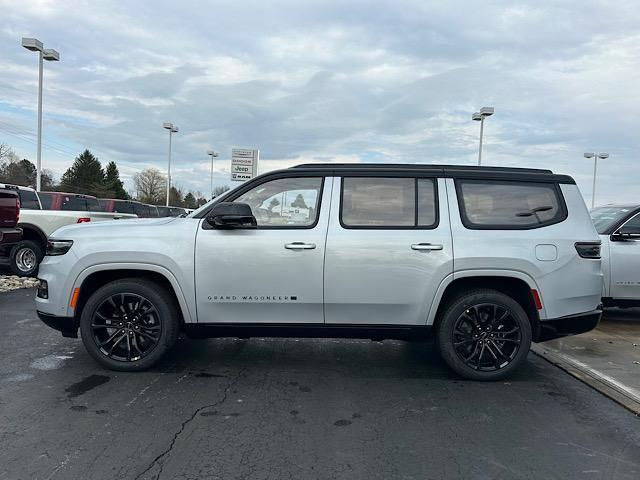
left=206, top=202, right=257, bottom=229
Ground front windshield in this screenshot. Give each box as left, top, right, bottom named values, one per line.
left=590, top=206, right=635, bottom=234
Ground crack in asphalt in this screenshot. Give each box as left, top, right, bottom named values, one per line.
left=133, top=367, right=247, bottom=480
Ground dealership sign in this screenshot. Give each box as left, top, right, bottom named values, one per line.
left=231, top=148, right=259, bottom=182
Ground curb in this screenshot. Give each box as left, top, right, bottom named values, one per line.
left=532, top=344, right=640, bottom=416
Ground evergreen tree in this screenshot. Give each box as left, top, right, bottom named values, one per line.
left=59, top=150, right=106, bottom=196
left=183, top=192, right=197, bottom=209
left=104, top=161, right=128, bottom=199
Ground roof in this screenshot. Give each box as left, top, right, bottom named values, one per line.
left=0, top=183, right=36, bottom=192
left=287, top=163, right=575, bottom=184
left=39, top=191, right=97, bottom=198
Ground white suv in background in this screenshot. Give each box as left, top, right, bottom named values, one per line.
left=35, top=164, right=603, bottom=380
left=591, top=204, right=640, bottom=308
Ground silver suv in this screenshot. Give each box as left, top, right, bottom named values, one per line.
left=35, top=164, right=603, bottom=380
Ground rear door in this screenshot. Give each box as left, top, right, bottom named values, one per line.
left=324, top=176, right=453, bottom=325
left=608, top=213, right=640, bottom=300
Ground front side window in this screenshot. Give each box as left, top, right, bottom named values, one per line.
left=341, top=177, right=438, bottom=228
left=233, top=177, right=323, bottom=227
left=39, top=193, right=53, bottom=209
left=457, top=180, right=564, bottom=229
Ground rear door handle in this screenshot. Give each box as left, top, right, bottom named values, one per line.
left=285, top=242, right=316, bottom=250
left=411, top=243, right=443, bottom=251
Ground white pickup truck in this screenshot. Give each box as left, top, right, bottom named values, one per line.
left=0, top=183, right=136, bottom=276
left=591, top=204, right=640, bottom=308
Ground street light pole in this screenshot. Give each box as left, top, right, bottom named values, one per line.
left=163, top=122, right=179, bottom=207
left=584, top=152, right=609, bottom=209
left=472, top=107, right=494, bottom=166
left=207, top=150, right=219, bottom=199
left=22, top=38, right=59, bottom=191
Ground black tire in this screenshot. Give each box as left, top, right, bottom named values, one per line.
left=437, top=289, right=532, bottom=381
left=79, top=278, right=179, bottom=371
left=9, top=240, right=43, bottom=277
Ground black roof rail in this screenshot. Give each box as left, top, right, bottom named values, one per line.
left=291, top=163, right=553, bottom=174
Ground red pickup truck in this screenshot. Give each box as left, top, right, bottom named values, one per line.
left=0, top=189, right=23, bottom=251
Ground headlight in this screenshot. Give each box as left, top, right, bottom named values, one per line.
left=46, top=239, right=74, bottom=256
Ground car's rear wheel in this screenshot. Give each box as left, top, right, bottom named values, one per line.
left=9, top=240, right=43, bottom=277
left=437, top=289, right=532, bottom=381
left=79, top=279, right=179, bottom=371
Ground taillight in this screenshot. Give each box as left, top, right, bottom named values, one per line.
left=575, top=242, right=601, bottom=259
left=76, top=217, right=91, bottom=223
left=15, top=197, right=20, bottom=223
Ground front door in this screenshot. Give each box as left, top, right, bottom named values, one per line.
left=195, top=175, right=331, bottom=324
left=608, top=213, right=640, bottom=300
left=324, top=176, right=453, bottom=325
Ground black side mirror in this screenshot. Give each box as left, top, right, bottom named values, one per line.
left=611, top=226, right=640, bottom=241
left=206, top=202, right=257, bottom=229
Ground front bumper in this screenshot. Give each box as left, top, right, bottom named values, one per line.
left=37, top=311, right=78, bottom=338
left=534, top=308, right=602, bottom=342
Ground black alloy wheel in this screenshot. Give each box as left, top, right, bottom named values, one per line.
left=91, top=293, right=162, bottom=362
left=452, top=303, right=522, bottom=371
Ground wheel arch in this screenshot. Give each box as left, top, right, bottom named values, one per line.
left=428, top=270, right=544, bottom=336
left=70, top=264, right=193, bottom=326
left=16, top=223, right=47, bottom=248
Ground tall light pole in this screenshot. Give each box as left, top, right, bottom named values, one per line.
left=584, top=152, right=609, bottom=209
left=207, top=150, right=219, bottom=199
left=163, top=122, right=179, bottom=207
left=21, top=37, right=59, bottom=191
left=472, top=106, right=494, bottom=166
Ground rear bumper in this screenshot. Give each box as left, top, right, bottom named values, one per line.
left=0, top=227, right=22, bottom=246
left=534, top=308, right=602, bottom=342
left=37, top=311, right=78, bottom=338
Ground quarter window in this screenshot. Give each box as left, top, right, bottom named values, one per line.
left=457, top=180, right=564, bottom=229
left=233, top=177, right=323, bottom=227
left=341, top=177, right=438, bottom=228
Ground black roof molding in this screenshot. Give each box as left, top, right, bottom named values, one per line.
left=289, top=163, right=574, bottom=184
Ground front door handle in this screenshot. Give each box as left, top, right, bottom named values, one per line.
left=285, top=242, right=316, bottom=250
left=411, top=243, right=443, bottom=251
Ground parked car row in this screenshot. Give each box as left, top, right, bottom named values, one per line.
left=0, top=184, right=188, bottom=276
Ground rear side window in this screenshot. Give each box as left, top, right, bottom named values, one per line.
left=113, top=201, right=134, bottom=214
left=86, top=197, right=101, bottom=212
left=341, top=177, right=438, bottom=228
left=456, top=180, right=565, bottom=229
left=19, top=190, right=41, bottom=210
left=61, top=195, right=86, bottom=211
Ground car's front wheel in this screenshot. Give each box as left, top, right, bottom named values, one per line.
left=437, top=289, right=532, bottom=381
left=79, top=278, right=179, bottom=371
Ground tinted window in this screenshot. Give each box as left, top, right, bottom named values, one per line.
left=61, top=195, right=87, bottom=211
left=457, top=180, right=563, bottom=229
left=233, top=177, right=322, bottom=227
left=19, top=190, right=41, bottom=210
left=98, top=199, right=110, bottom=212
left=622, top=214, right=640, bottom=233
left=134, top=203, right=149, bottom=217
left=86, top=197, right=101, bottom=212
left=113, top=201, right=135, bottom=214
left=39, top=193, right=53, bottom=209
left=341, top=177, right=437, bottom=228
left=156, top=206, right=170, bottom=217
left=148, top=206, right=159, bottom=217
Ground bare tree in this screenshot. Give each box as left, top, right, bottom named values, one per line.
left=133, top=168, right=167, bottom=204
left=0, top=143, right=12, bottom=161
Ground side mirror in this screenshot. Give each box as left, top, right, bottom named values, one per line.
left=611, top=226, right=640, bottom=241
left=205, top=202, right=257, bottom=229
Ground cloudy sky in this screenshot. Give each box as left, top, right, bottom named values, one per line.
left=0, top=0, right=638, bottom=205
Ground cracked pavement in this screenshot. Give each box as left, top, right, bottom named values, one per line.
left=1, top=288, right=639, bottom=479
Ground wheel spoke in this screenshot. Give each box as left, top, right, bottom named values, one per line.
left=107, top=332, right=126, bottom=354
left=98, top=329, right=123, bottom=347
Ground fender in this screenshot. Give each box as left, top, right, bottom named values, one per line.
left=426, top=268, right=547, bottom=325
left=68, top=262, right=194, bottom=323
left=16, top=223, right=48, bottom=245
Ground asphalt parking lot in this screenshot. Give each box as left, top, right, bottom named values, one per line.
left=1, top=288, right=639, bottom=480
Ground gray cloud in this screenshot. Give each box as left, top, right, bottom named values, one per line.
left=0, top=0, right=638, bottom=204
